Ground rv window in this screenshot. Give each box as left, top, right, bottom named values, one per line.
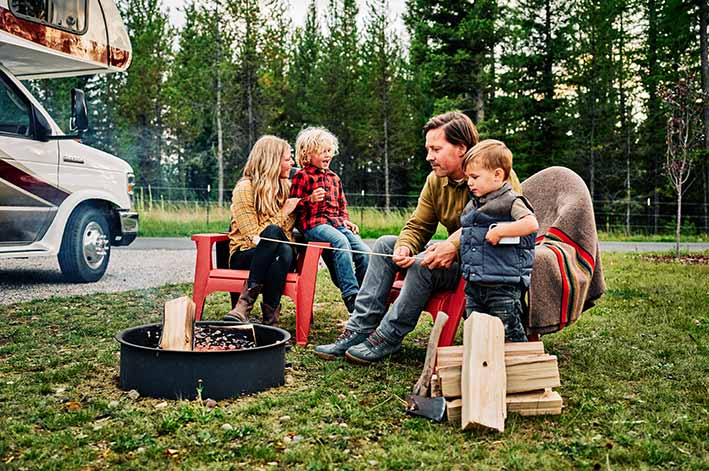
left=10, top=0, right=88, bottom=34
left=0, top=77, right=31, bottom=137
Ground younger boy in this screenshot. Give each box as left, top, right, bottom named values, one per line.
left=289, top=127, right=371, bottom=313
left=459, top=139, right=539, bottom=342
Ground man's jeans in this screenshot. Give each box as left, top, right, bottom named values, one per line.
left=464, top=283, right=528, bottom=342
left=304, top=224, right=370, bottom=299
left=345, top=235, right=460, bottom=344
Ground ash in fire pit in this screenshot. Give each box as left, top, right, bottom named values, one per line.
left=116, top=322, right=290, bottom=400
left=193, top=324, right=257, bottom=351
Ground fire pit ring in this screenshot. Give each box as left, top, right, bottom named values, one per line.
left=116, top=321, right=291, bottom=400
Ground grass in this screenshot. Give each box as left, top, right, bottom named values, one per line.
left=1, top=253, right=708, bottom=470
left=136, top=205, right=709, bottom=242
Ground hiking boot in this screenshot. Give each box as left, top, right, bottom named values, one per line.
left=344, top=331, right=402, bottom=365
left=314, top=329, right=369, bottom=360
left=223, top=283, right=262, bottom=322
left=343, top=293, right=357, bottom=313
left=260, top=302, right=281, bottom=326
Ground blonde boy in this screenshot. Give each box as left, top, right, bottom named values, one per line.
left=459, top=139, right=539, bottom=342
left=289, top=127, right=371, bottom=313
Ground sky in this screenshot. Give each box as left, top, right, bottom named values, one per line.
left=161, top=0, right=407, bottom=33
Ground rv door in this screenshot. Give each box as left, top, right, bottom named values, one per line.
left=0, top=69, right=62, bottom=246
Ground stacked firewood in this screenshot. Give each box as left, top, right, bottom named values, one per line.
left=431, top=313, right=562, bottom=431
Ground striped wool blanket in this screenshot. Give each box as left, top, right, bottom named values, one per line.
left=521, top=167, right=606, bottom=335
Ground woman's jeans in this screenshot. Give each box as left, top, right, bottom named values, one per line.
left=229, top=224, right=295, bottom=307
left=304, top=224, right=370, bottom=299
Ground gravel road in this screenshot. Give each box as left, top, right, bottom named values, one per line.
left=1, top=237, right=707, bottom=306
left=0, top=248, right=195, bottom=306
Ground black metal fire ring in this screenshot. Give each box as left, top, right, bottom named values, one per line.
left=115, top=321, right=291, bottom=400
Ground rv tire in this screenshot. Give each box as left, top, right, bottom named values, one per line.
left=58, top=207, right=111, bottom=283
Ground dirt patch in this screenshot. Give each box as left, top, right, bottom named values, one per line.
left=641, top=254, right=709, bottom=265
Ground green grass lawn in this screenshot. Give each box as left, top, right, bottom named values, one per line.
left=1, top=253, right=708, bottom=470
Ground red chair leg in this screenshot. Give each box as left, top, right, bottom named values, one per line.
left=192, top=278, right=209, bottom=322
left=295, top=288, right=315, bottom=346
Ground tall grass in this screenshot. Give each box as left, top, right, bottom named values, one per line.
left=137, top=204, right=707, bottom=241
left=137, top=204, right=450, bottom=239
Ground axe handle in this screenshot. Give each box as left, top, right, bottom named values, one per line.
left=413, top=311, right=449, bottom=396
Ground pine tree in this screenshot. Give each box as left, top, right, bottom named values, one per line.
left=119, top=0, right=174, bottom=187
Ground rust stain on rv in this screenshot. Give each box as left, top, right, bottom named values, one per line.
left=0, top=6, right=129, bottom=71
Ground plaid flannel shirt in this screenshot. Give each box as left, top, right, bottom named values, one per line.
left=228, top=178, right=294, bottom=254
left=289, top=165, right=349, bottom=231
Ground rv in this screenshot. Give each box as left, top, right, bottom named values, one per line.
left=0, top=0, right=137, bottom=282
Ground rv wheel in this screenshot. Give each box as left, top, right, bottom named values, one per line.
left=58, top=207, right=111, bottom=282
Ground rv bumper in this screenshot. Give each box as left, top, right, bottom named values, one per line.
left=113, top=210, right=139, bottom=246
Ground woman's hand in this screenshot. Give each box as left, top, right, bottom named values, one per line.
left=282, top=197, right=300, bottom=216
left=344, top=220, right=359, bottom=234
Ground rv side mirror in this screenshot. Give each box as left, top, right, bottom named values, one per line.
left=71, top=88, right=89, bottom=133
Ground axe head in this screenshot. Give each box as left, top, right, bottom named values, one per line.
left=405, top=394, right=446, bottom=422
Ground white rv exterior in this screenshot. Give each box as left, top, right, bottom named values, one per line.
left=0, top=0, right=137, bottom=282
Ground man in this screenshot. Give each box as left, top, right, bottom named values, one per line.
left=315, top=111, right=479, bottom=364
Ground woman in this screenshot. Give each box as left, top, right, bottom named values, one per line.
left=224, top=135, right=300, bottom=325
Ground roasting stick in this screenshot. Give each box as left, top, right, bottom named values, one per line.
left=252, top=235, right=414, bottom=259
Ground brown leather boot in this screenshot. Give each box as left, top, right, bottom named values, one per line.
left=223, top=284, right=262, bottom=322
left=260, top=302, right=281, bottom=326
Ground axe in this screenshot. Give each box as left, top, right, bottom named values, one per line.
left=405, top=311, right=449, bottom=421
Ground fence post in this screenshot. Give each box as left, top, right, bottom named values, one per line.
left=206, top=184, right=211, bottom=227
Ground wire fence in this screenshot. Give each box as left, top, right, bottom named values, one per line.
left=134, top=185, right=709, bottom=236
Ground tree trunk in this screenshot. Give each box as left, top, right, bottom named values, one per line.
left=676, top=180, right=682, bottom=258
left=619, top=10, right=631, bottom=235
left=216, top=1, right=224, bottom=207
left=217, top=72, right=224, bottom=207
left=648, top=0, right=660, bottom=233
left=700, top=0, right=709, bottom=232
left=384, top=112, right=390, bottom=212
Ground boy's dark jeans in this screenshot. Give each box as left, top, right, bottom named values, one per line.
left=464, top=283, right=528, bottom=342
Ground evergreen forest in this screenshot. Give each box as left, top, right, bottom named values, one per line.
left=27, top=0, right=709, bottom=235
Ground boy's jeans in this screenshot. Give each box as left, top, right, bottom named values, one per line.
left=304, top=224, right=370, bottom=299
left=464, top=283, right=528, bottom=342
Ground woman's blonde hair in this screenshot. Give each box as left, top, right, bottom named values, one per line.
left=241, top=135, right=291, bottom=218
left=295, top=127, right=339, bottom=166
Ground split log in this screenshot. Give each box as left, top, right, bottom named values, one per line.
left=438, top=354, right=560, bottom=398
left=461, top=312, right=506, bottom=432
left=159, top=296, right=196, bottom=351
left=446, top=398, right=462, bottom=425
left=506, top=389, right=562, bottom=416
left=437, top=342, right=545, bottom=368
left=505, top=355, right=560, bottom=394
left=430, top=374, right=442, bottom=398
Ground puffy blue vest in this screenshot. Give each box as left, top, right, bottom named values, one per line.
left=460, top=184, right=536, bottom=287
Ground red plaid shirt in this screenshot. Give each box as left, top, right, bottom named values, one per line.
left=289, top=165, right=349, bottom=231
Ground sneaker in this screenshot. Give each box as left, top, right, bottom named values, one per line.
left=344, top=293, right=357, bottom=313
left=344, top=331, right=403, bottom=365
left=314, top=329, right=369, bottom=360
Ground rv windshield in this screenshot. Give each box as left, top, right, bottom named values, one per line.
left=10, top=0, right=87, bottom=34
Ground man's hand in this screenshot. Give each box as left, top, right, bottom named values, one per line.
left=421, top=241, right=457, bottom=269
left=282, top=197, right=300, bottom=216
left=392, top=246, right=416, bottom=268
left=344, top=220, right=359, bottom=234
left=485, top=227, right=502, bottom=245
left=310, top=187, right=326, bottom=203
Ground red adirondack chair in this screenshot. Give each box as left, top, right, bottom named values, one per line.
left=191, top=233, right=329, bottom=346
